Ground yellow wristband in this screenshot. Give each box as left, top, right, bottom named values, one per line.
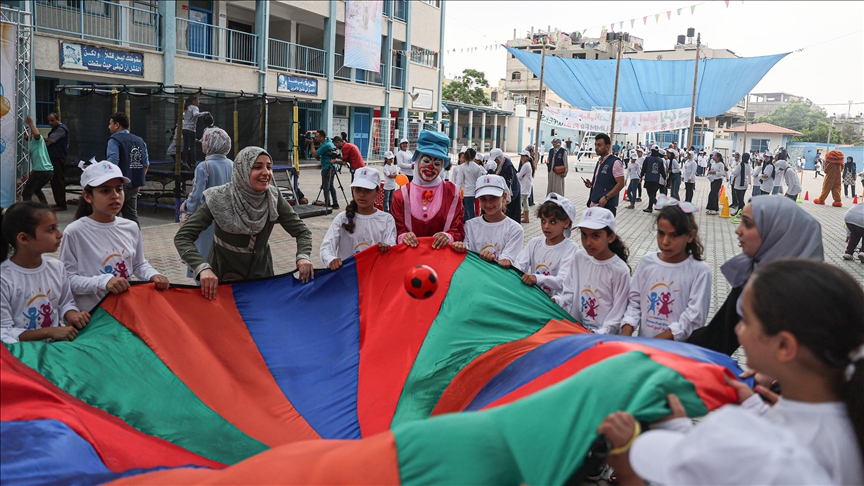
left=609, top=421, right=641, bottom=455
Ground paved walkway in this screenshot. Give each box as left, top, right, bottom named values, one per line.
left=47, top=156, right=863, bottom=319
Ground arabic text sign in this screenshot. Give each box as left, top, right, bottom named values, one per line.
left=61, top=42, right=144, bottom=77
left=344, top=0, right=383, bottom=72
left=542, top=107, right=692, bottom=134
left=277, top=74, right=318, bottom=95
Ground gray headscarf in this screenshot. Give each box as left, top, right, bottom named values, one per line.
left=203, top=146, right=279, bottom=235
left=722, top=196, right=823, bottom=288
left=202, top=127, right=232, bottom=156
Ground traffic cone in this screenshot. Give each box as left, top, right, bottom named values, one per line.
left=719, top=185, right=725, bottom=199
left=719, top=192, right=731, bottom=219
left=854, top=194, right=859, bottom=205
left=804, top=191, right=809, bottom=201
left=624, top=189, right=628, bottom=201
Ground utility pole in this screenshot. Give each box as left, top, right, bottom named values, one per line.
left=827, top=115, right=835, bottom=144
left=742, top=94, right=750, bottom=155
left=533, top=37, right=547, bottom=160
left=686, top=33, right=701, bottom=150
left=609, top=33, right=624, bottom=141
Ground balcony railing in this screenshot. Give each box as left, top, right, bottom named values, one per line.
left=334, top=53, right=351, bottom=81
left=176, top=18, right=257, bottom=64
left=355, top=63, right=384, bottom=86
left=390, top=65, right=404, bottom=90
left=268, top=38, right=326, bottom=77
left=33, top=0, right=160, bottom=50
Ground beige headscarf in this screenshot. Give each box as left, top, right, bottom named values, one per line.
left=202, top=127, right=232, bottom=156
left=203, top=146, right=279, bottom=235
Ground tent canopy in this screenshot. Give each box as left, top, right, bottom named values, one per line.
left=506, top=47, right=787, bottom=118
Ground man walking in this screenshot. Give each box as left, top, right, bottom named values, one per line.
left=45, top=113, right=69, bottom=210
left=583, top=134, right=625, bottom=216
left=107, top=112, right=149, bottom=226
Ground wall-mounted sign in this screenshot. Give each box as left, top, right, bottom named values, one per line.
left=411, top=87, right=433, bottom=110
left=277, top=74, right=318, bottom=95
left=61, top=42, right=144, bottom=77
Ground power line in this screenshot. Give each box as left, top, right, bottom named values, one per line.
left=793, top=29, right=863, bottom=53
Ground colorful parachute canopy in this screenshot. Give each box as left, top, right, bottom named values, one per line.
left=2, top=238, right=747, bottom=484
left=505, top=46, right=788, bottom=117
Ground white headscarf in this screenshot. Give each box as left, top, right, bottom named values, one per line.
left=722, top=196, right=823, bottom=288
left=202, top=128, right=232, bottom=156
left=203, top=146, right=279, bottom=235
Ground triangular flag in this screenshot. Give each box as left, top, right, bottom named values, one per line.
left=725, top=0, right=729, bottom=6
left=631, top=19, right=635, bottom=28
left=610, top=23, right=614, bottom=32
left=619, top=21, right=623, bottom=30
left=655, top=13, right=660, bottom=23
left=643, top=16, right=647, bottom=24
left=677, top=8, right=682, bottom=15
left=667, top=10, right=672, bottom=19
left=582, top=29, right=587, bottom=35
left=691, top=5, right=696, bottom=14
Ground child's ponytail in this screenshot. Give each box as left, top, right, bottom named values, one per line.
left=605, top=228, right=630, bottom=270
left=74, top=186, right=94, bottom=220
left=750, top=259, right=864, bottom=463
left=341, top=200, right=359, bottom=234
left=0, top=202, right=52, bottom=261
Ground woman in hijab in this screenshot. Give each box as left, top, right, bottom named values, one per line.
left=687, top=196, right=823, bottom=355
left=180, top=128, right=234, bottom=282
left=175, top=146, right=314, bottom=300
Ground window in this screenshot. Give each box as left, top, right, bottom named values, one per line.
left=572, top=53, right=586, bottom=59
left=511, top=72, right=520, bottom=81
left=420, top=0, right=441, bottom=7
left=532, top=73, right=537, bottom=79
left=750, top=138, right=770, bottom=153
left=410, top=46, right=438, bottom=68
left=132, top=0, right=157, bottom=26
left=35, top=77, right=58, bottom=123
left=37, top=0, right=82, bottom=9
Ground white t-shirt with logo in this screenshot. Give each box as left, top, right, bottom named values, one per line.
left=382, top=164, right=399, bottom=191
left=59, top=217, right=161, bottom=312
left=559, top=249, right=630, bottom=333
left=621, top=252, right=711, bottom=340
left=319, top=209, right=396, bottom=267
left=627, top=160, right=641, bottom=180
left=760, top=163, right=776, bottom=193
left=1, top=258, right=80, bottom=343
left=514, top=237, right=578, bottom=305
left=464, top=216, right=524, bottom=263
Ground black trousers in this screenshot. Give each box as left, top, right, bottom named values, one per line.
left=49, top=157, right=67, bottom=208
left=22, top=170, right=54, bottom=204
left=732, top=188, right=747, bottom=209
left=644, top=181, right=660, bottom=210
left=684, top=182, right=695, bottom=202
left=847, top=223, right=864, bottom=255
left=706, top=179, right=722, bottom=211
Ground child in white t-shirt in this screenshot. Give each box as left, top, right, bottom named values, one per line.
left=1, top=202, right=90, bottom=343
left=320, top=167, right=396, bottom=269
left=514, top=193, right=578, bottom=306
left=621, top=197, right=711, bottom=340
left=559, top=207, right=631, bottom=333
left=59, top=162, right=168, bottom=312
left=516, top=150, right=534, bottom=223
left=453, top=175, right=523, bottom=267
left=382, top=151, right=399, bottom=213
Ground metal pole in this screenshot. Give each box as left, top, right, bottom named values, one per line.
left=174, top=93, right=184, bottom=222
left=533, top=39, right=547, bottom=159
left=827, top=116, right=835, bottom=144
left=742, top=94, right=749, bottom=154
left=686, top=33, right=701, bottom=150
left=609, top=35, right=624, bottom=140
left=233, top=99, right=239, bottom=159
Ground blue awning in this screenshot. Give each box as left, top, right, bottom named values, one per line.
left=506, top=47, right=788, bottom=118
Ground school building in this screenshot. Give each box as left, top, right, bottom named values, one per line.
left=3, top=0, right=446, bottom=159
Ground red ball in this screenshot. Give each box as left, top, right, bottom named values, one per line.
left=404, top=265, right=439, bottom=299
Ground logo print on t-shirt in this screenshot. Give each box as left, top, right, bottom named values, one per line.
left=21, top=288, right=57, bottom=330
left=480, top=243, right=500, bottom=260
left=129, top=146, right=144, bottom=169
left=645, top=279, right=679, bottom=333
left=100, top=249, right=130, bottom=278
left=353, top=240, right=372, bottom=254
left=579, top=288, right=602, bottom=331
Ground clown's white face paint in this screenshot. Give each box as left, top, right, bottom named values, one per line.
left=418, top=154, right=444, bottom=182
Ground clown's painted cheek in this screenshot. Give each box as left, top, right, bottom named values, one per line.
left=418, top=156, right=443, bottom=182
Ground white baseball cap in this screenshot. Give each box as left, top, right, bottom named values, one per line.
left=383, top=150, right=395, bottom=159
left=575, top=207, right=616, bottom=233
left=543, top=193, right=576, bottom=238
left=459, top=145, right=468, bottom=153
left=80, top=161, right=130, bottom=188
left=474, top=152, right=484, bottom=161
left=349, top=167, right=381, bottom=190
left=630, top=406, right=831, bottom=485
left=489, top=148, right=504, bottom=162
left=519, top=149, right=531, bottom=157
left=658, top=148, right=667, bottom=156
left=484, top=160, right=498, bottom=172
left=474, top=174, right=510, bottom=201
left=399, top=138, right=409, bottom=145
left=629, top=150, right=638, bottom=159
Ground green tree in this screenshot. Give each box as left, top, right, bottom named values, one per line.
left=840, top=123, right=862, bottom=145
left=442, top=69, right=492, bottom=106
left=754, top=98, right=850, bottom=143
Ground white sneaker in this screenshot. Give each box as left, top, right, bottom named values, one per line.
left=843, top=254, right=854, bottom=260
left=858, top=253, right=864, bottom=263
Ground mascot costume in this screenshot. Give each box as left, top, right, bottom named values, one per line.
left=814, top=150, right=845, bottom=207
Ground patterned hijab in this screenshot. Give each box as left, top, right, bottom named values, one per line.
left=202, top=127, right=232, bottom=156
left=203, top=146, right=279, bottom=235
left=721, top=196, right=823, bottom=288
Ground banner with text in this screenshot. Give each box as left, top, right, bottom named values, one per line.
left=61, top=42, right=143, bottom=76
left=344, top=0, right=383, bottom=73
left=1, top=22, right=18, bottom=207
left=542, top=107, right=692, bottom=134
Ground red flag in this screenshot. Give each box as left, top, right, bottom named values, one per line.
left=667, top=10, right=672, bottom=19
left=643, top=16, right=647, bottom=24
left=725, top=0, right=729, bottom=6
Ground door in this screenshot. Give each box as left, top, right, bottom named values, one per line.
left=353, top=111, right=370, bottom=159
left=227, top=20, right=254, bottom=65
left=188, top=1, right=213, bottom=59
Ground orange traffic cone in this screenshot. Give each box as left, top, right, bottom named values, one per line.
left=804, top=191, right=809, bottom=201
left=719, top=191, right=731, bottom=219
left=719, top=185, right=725, bottom=199
left=624, top=190, right=628, bottom=201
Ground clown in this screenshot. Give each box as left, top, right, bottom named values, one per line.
left=814, top=149, right=845, bottom=207
left=392, top=130, right=465, bottom=248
